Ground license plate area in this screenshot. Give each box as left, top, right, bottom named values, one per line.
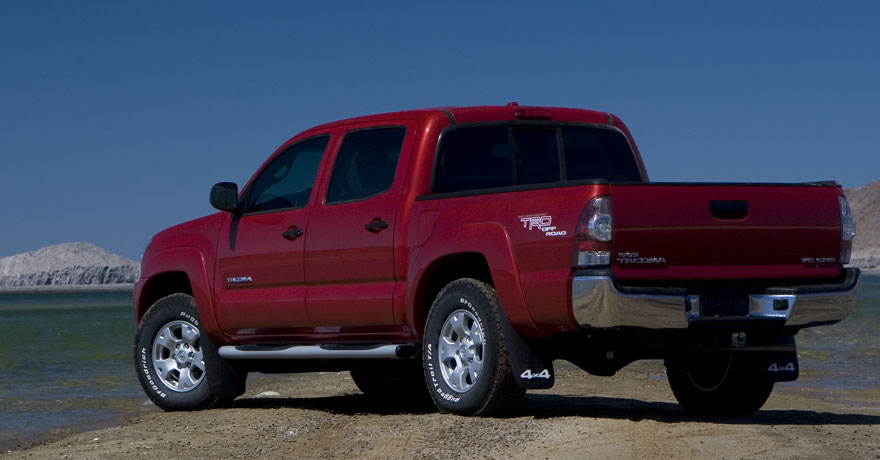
left=700, top=293, right=749, bottom=317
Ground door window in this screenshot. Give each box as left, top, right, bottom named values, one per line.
left=325, top=127, right=406, bottom=204
left=245, top=135, right=330, bottom=214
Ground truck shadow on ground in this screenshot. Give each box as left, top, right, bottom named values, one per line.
left=231, top=393, right=880, bottom=426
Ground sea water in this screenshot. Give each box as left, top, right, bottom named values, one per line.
left=797, top=275, right=880, bottom=390
left=0, top=278, right=877, bottom=451
left=0, top=291, right=148, bottom=451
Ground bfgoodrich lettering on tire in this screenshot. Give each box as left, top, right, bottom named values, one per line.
left=422, top=278, right=524, bottom=415
left=134, top=293, right=239, bottom=411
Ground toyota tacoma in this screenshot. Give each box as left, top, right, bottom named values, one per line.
left=134, top=104, right=859, bottom=416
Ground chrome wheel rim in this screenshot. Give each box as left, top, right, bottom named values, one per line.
left=438, top=309, right=484, bottom=393
left=151, top=320, right=205, bottom=393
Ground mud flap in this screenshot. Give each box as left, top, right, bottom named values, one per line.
left=760, top=350, right=799, bottom=382
left=202, top=333, right=247, bottom=398
left=499, top=312, right=554, bottom=389
left=756, top=335, right=799, bottom=382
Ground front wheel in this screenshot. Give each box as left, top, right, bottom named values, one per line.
left=134, top=293, right=245, bottom=411
left=666, top=351, right=774, bottom=416
left=422, top=278, right=524, bottom=416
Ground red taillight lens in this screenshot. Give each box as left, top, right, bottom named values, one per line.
left=839, top=196, right=855, bottom=264
left=573, top=196, right=612, bottom=267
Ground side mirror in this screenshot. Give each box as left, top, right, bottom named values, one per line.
left=210, top=182, right=240, bottom=213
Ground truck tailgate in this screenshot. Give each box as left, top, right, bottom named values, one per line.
left=609, top=184, right=843, bottom=281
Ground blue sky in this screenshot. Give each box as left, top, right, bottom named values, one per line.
left=1, top=1, right=877, bottom=260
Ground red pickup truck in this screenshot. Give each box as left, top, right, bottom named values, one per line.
left=134, top=104, right=859, bottom=416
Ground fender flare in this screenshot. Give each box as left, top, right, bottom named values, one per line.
left=406, top=222, right=546, bottom=339
left=138, top=246, right=223, bottom=343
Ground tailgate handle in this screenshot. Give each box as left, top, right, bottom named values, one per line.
left=709, top=200, right=749, bottom=220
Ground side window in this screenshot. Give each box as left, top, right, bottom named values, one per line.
left=326, top=127, right=406, bottom=204
left=432, top=126, right=511, bottom=193
left=246, top=135, right=330, bottom=214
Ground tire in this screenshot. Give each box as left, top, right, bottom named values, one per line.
left=666, top=351, right=774, bottom=416
left=422, top=278, right=525, bottom=416
left=350, top=359, right=431, bottom=405
left=134, top=293, right=244, bottom=411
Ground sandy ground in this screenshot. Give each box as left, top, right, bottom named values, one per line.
left=5, top=361, right=879, bottom=460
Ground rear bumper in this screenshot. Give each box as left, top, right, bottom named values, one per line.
left=571, top=268, right=860, bottom=329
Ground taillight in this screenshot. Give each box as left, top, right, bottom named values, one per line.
left=839, top=196, right=855, bottom=264
left=573, top=196, right=612, bottom=267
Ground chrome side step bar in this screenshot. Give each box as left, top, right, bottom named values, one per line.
left=218, top=343, right=418, bottom=360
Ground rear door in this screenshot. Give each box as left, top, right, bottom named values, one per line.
left=304, top=122, right=414, bottom=328
left=610, top=184, right=843, bottom=280
left=213, top=134, right=331, bottom=338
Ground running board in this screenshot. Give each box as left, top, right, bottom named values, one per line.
left=217, top=343, right=418, bottom=360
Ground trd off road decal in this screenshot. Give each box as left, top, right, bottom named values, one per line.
left=519, top=214, right=566, bottom=237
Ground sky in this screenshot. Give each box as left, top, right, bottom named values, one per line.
left=1, top=1, right=878, bottom=260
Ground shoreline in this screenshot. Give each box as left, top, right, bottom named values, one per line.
left=0, top=283, right=134, bottom=295
left=5, top=362, right=879, bottom=459
left=0, top=269, right=876, bottom=294
left=1, top=269, right=876, bottom=294
left=2, top=275, right=876, bottom=457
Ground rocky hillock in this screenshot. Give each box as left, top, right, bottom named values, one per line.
left=845, top=180, right=880, bottom=272
left=0, top=242, right=139, bottom=288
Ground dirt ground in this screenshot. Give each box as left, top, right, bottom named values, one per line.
left=6, top=361, right=880, bottom=460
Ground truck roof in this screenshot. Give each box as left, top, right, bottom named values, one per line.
left=305, top=104, right=615, bottom=132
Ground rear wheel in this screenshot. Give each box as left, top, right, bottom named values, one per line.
left=422, top=278, right=524, bottom=416
left=134, top=293, right=245, bottom=410
left=666, top=351, right=774, bottom=416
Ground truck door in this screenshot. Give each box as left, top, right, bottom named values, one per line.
left=213, top=134, right=332, bottom=338
left=304, top=122, right=414, bottom=328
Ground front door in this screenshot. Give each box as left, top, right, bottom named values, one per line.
left=213, top=134, right=331, bottom=339
left=304, top=123, right=414, bottom=328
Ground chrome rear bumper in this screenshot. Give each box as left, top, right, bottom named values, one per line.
left=571, top=269, right=860, bottom=329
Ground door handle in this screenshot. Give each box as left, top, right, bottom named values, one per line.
left=282, top=226, right=304, bottom=240
left=365, top=218, right=389, bottom=233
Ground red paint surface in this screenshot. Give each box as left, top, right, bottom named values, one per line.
left=135, top=105, right=847, bottom=345
left=610, top=184, right=842, bottom=280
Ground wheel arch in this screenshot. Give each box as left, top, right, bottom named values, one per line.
left=411, top=252, right=494, bottom=337
left=405, top=222, right=543, bottom=339
left=135, top=271, right=193, bottom=322
left=137, top=246, right=223, bottom=343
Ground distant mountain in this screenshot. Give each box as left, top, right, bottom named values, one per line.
left=0, top=242, right=140, bottom=288
left=845, top=180, right=880, bottom=271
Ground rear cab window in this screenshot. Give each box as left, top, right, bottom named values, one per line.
left=326, top=127, right=406, bottom=204
left=432, top=124, right=642, bottom=194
